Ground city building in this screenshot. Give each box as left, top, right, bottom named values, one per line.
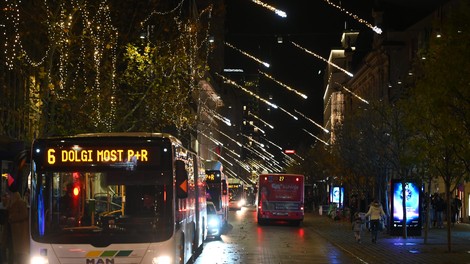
left=323, top=0, right=469, bottom=223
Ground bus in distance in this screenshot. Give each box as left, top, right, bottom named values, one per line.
left=29, top=133, right=207, bottom=264
left=228, top=182, right=246, bottom=210
left=257, top=173, right=304, bottom=226
left=204, top=160, right=228, bottom=226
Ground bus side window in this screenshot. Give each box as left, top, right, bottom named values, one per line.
left=175, top=160, right=188, bottom=199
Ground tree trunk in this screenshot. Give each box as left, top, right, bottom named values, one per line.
left=445, top=183, right=452, bottom=252
left=401, top=180, right=408, bottom=239
left=423, top=177, right=432, bottom=244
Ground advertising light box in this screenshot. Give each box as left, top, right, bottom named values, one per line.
left=391, top=180, right=421, bottom=236
left=330, top=186, right=344, bottom=204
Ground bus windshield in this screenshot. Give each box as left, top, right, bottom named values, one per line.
left=30, top=169, right=173, bottom=246
left=229, top=185, right=243, bottom=202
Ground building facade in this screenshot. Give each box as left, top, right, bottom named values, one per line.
left=323, top=1, right=469, bottom=222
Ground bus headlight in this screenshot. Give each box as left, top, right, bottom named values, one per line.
left=31, top=256, right=49, bottom=264
left=153, top=255, right=171, bottom=264
left=238, top=199, right=246, bottom=207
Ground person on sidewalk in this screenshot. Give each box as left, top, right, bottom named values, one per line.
left=352, top=212, right=364, bottom=243
left=435, top=194, right=445, bottom=228
left=7, top=190, right=30, bottom=264
left=452, top=195, right=462, bottom=225
left=365, top=199, right=385, bottom=243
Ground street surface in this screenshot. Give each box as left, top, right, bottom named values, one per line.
left=194, top=205, right=361, bottom=264
left=194, top=205, right=470, bottom=264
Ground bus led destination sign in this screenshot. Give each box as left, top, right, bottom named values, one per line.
left=47, top=148, right=149, bottom=165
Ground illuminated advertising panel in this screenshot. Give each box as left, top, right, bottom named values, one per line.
left=391, top=180, right=421, bottom=236
left=330, top=186, right=344, bottom=204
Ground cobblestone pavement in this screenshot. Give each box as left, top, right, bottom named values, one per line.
left=306, top=213, right=470, bottom=264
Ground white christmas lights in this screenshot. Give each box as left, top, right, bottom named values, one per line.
left=278, top=106, right=298, bottom=120
left=335, top=82, right=369, bottom=104
left=225, top=42, right=270, bottom=68
left=216, top=73, right=278, bottom=109
left=303, top=129, right=329, bottom=146
left=248, top=111, right=274, bottom=129
left=251, top=0, right=287, bottom=18
left=294, top=109, right=330, bottom=133
left=259, top=70, right=308, bottom=99
left=291, top=41, right=354, bottom=77
left=322, top=0, right=382, bottom=34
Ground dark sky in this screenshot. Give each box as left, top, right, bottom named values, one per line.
left=223, top=0, right=447, bottom=153
left=224, top=0, right=374, bottom=151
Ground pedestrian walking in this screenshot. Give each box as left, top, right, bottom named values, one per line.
left=452, top=195, right=462, bottom=225
left=352, top=212, right=364, bottom=243
left=365, top=199, right=385, bottom=243
left=7, top=190, right=30, bottom=264
left=434, top=194, right=445, bottom=228
left=349, top=194, right=358, bottom=223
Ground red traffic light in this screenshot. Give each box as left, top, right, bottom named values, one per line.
left=284, top=149, right=295, bottom=154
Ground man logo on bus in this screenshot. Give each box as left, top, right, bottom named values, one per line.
left=86, top=259, right=114, bottom=264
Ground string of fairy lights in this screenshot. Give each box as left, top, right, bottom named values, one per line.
left=321, top=0, right=382, bottom=34
left=2, top=0, right=215, bottom=132
left=248, top=111, right=274, bottom=129
left=216, top=73, right=278, bottom=109
left=201, top=118, right=285, bottom=173
left=216, top=0, right=380, bottom=169
left=217, top=72, right=300, bottom=121
left=3, top=0, right=28, bottom=68
left=291, top=41, right=354, bottom=77
left=221, top=1, right=379, bottom=167
left=259, top=70, right=308, bottom=99
left=225, top=42, right=270, bottom=68
left=2, top=0, right=383, bottom=171
left=251, top=0, right=287, bottom=18
left=335, top=82, right=369, bottom=104
left=303, top=129, right=329, bottom=146
left=294, top=109, right=330, bottom=133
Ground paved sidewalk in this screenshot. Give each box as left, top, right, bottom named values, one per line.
left=306, top=213, right=470, bottom=264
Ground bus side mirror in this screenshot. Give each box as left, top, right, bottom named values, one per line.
left=175, top=160, right=188, bottom=199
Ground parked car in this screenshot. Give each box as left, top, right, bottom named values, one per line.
left=206, top=201, right=222, bottom=239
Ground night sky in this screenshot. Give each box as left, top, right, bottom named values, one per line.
left=223, top=0, right=446, bottom=152
left=224, top=0, right=374, bottom=151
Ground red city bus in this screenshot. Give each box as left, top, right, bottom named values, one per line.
left=257, top=173, right=304, bottom=225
